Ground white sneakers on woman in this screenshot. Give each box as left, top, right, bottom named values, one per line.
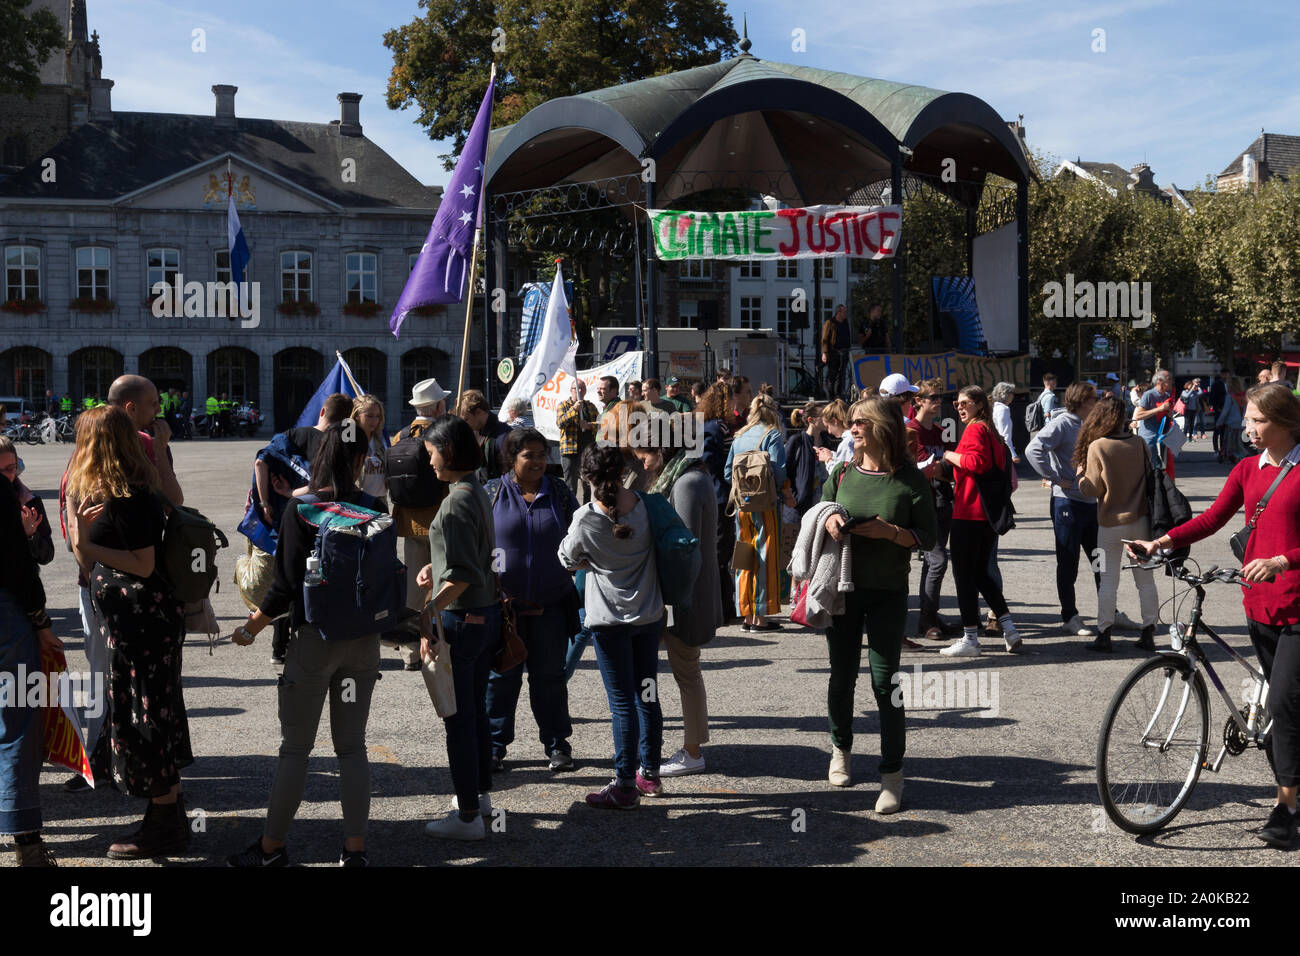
left=941, top=636, right=981, bottom=657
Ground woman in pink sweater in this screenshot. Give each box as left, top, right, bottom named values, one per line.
left=1131, top=383, right=1300, bottom=848
left=1073, top=395, right=1158, bottom=653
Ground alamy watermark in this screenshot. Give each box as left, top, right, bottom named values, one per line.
left=0, top=666, right=104, bottom=718
left=891, top=664, right=1000, bottom=717
left=598, top=409, right=704, bottom=457
left=1042, top=274, right=1151, bottom=329
left=151, top=275, right=260, bottom=329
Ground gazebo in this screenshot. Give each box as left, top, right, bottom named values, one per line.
left=483, top=32, right=1034, bottom=377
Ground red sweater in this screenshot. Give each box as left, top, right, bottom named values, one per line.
left=1165, top=455, right=1300, bottom=625
left=952, top=420, right=1005, bottom=521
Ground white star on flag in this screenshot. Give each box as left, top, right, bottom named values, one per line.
left=458, top=210, right=473, bottom=225
left=460, top=183, right=476, bottom=199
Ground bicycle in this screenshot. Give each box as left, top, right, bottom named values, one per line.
left=1096, top=552, right=1271, bottom=834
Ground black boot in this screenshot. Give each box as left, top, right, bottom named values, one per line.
left=1137, top=625, right=1156, bottom=652
left=1087, top=627, right=1113, bottom=653
left=107, top=797, right=191, bottom=860
left=13, top=833, right=56, bottom=867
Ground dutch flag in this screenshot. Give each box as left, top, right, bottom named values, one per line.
left=228, top=184, right=251, bottom=316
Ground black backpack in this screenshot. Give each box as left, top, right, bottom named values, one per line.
left=157, top=493, right=229, bottom=602
left=385, top=423, right=441, bottom=509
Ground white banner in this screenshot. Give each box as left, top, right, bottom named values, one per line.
left=531, top=350, right=644, bottom=442
left=502, top=266, right=574, bottom=415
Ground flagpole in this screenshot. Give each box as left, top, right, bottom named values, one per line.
left=335, top=350, right=364, bottom=395
left=457, top=62, right=497, bottom=399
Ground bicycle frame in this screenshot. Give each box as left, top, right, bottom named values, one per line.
left=1169, top=580, right=1271, bottom=772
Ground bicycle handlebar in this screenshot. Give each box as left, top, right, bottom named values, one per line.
left=1122, top=551, right=1252, bottom=588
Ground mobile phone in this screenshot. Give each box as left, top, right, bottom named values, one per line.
left=842, top=514, right=878, bottom=531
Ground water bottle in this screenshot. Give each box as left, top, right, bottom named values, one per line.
left=304, top=554, right=322, bottom=587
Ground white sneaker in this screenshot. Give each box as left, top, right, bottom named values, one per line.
left=659, top=748, right=706, bottom=777
left=940, top=636, right=981, bottom=657
left=424, top=810, right=486, bottom=841
left=1113, top=611, right=1140, bottom=631
left=1064, top=615, right=1095, bottom=637
left=450, top=792, right=493, bottom=818
left=1004, top=629, right=1023, bottom=653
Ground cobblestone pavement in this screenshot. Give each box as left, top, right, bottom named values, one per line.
left=6, top=437, right=1286, bottom=866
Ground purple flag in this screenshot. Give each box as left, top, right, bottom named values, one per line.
left=390, top=76, right=496, bottom=337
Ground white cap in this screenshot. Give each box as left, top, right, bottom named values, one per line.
left=879, top=373, right=919, bottom=396
left=409, top=378, right=450, bottom=407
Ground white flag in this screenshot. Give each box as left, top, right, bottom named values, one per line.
left=503, top=265, right=575, bottom=415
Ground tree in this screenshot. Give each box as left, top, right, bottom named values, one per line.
left=385, top=0, right=737, bottom=355
left=0, top=0, right=64, bottom=98
left=385, top=0, right=737, bottom=169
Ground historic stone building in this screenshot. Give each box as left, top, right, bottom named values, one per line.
left=0, top=2, right=454, bottom=430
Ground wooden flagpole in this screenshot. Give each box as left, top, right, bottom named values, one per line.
left=456, top=62, right=497, bottom=401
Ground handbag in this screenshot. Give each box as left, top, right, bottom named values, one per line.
left=465, top=484, right=528, bottom=674
left=972, top=424, right=1016, bottom=535
left=1230, top=460, right=1293, bottom=562
left=418, top=601, right=457, bottom=718
left=790, top=578, right=812, bottom=627
left=1157, top=416, right=1186, bottom=459
left=731, top=537, right=758, bottom=572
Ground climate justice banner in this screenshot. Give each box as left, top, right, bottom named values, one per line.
left=649, top=204, right=901, bottom=261
left=854, top=351, right=1031, bottom=394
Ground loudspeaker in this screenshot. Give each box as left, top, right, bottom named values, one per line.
left=697, top=299, right=720, bottom=331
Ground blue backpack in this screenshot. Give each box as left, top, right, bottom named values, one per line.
left=634, top=491, right=700, bottom=611
left=297, top=494, right=407, bottom=641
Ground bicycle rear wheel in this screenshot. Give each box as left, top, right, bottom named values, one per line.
left=1097, top=654, right=1209, bottom=834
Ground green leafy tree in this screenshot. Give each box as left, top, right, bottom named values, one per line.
left=0, top=0, right=64, bottom=98
left=385, top=0, right=737, bottom=351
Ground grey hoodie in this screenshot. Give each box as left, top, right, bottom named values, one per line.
left=1025, top=410, right=1097, bottom=503
left=558, top=497, right=663, bottom=628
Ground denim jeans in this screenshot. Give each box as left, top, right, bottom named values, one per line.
left=592, top=619, right=664, bottom=785
left=565, top=603, right=592, bottom=683
left=1051, top=496, right=1099, bottom=622
left=487, top=602, right=572, bottom=759
left=0, top=589, right=41, bottom=835
left=918, top=502, right=952, bottom=627
left=441, top=604, right=501, bottom=814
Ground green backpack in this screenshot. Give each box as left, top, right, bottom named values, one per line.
left=158, top=494, right=229, bottom=603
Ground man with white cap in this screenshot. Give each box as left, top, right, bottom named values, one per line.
left=878, top=372, right=919, bottom=419
left=387, top=378, right=451, bottom=670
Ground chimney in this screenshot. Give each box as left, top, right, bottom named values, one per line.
left=212, top=84, right=238, bottom=129
left=338, top=92, right=362, bottom=136
left=89, top=78, right=113, bottom=121
left=1242, top=152, right=1257, bottom=187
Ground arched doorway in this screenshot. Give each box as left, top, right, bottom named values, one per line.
left=400, top=347, right=452, bottom=425
left=342, top=347, right=388, bottom=410
left=0, top=347, right=51, bottom=406
left=206, top=346, right=259, bottom=405
left=139, top=347, right=192, bottom=395
left=68, top=347, right=123, bottom=404
left=274, top=347, right=324, bottom=431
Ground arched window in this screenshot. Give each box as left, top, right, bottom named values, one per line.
left=207, top=347, right=258, bottom=404
left=0, top=347, right=51, bottom=404
left=139, top=347, right=192, bottom=394
left=342, top=347, right=387, bottom=409
left=273, top=347, right=324, bottom=431
left=400, top=347, right=452, bottom=423
left=69, top=347, right=123, bottom=402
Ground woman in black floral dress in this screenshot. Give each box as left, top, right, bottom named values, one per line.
left=66, top=405, right=192, bottom=859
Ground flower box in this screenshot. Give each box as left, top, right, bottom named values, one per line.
left=277, top=300, right=320, bottom=316
left=343, top=301, right=384, bottom=318
left=0, top=298, right=45, bottom=315
left=69, top=297, right=115, bottom=313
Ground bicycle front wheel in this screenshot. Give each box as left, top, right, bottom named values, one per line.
left=1097, top=654, right=1209, bottom=834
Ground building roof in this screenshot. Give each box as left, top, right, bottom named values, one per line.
left=0, top=111, right=442, bottom=209
left=1219, top=132, right=1300, bottom=181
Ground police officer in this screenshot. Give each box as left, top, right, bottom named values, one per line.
left=60, top=393, right=73, bottom=413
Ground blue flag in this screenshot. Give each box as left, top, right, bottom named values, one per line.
left=227, top=190, right=251, bottom=312
left=390, top=75, right=496, bottom=337
left=295, top=356, right=361, bottom=429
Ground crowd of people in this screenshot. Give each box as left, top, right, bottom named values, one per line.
left=4, top=354, right=1300, bottom=867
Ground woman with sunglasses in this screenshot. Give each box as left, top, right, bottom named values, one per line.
left=940, top=386, right=1022, bottom=657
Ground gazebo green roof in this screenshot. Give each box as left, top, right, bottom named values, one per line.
left=486, top=52, right=1032, bottom=206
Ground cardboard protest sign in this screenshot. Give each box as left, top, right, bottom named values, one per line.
left=853, top=351, right=1032, bottom=394
left=41, top=645, right=93, bottom=787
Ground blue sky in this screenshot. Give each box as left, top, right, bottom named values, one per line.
left=91, top=0, right=1300, bottom=192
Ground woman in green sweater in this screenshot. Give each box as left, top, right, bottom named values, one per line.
left=821, top=396, right=938, bottom=811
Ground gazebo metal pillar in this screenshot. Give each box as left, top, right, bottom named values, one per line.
left=890, top=162, right=905, bottom=351
left=1016, top=180, right=1030, bottom=354
left=644, top=179, right=659, bottom=379
left=489, top=211, right=508, bottom=396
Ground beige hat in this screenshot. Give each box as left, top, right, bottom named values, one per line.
left=409, top=378, right=450, bottom=407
